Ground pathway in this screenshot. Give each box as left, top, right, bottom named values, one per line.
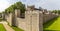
left=0, top=21, right=15, bottom=31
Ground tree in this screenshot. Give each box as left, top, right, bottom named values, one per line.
left=5, top=1, right=26, bottom=14
left=51, top=10, right=60, bottom=14
left=51, top=10, right=57, bottom=14
left=14, top=2, right=26, bottom=13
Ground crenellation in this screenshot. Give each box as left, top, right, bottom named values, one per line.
left=4, top=5, right=58, bottom=31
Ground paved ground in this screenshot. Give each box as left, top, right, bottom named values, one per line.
left=0, top=21, right=15, bottom=31
left=44, top=17, right=60, bottom=31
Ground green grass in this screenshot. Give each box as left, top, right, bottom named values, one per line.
left=0, top=24, right=6, bottom=31
left=7, top=21, right=24, bottom=31
left=43, top=16, right=60, bottom=31
left=12, top=26, right=24, bottom=31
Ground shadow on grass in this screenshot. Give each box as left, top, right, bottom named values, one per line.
left=11, top=26, right=24, bottom=31
left=43, top=16, right=59, bottom=28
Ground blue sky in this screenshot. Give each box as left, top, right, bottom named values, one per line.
left=0, top=0, right=60, bottom=12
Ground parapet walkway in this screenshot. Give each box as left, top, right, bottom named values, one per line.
left=43, top=16, right=60, bottom=31
left=0, top=21, right=15, bottom=31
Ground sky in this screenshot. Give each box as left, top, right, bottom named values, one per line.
left=0, top=0, right=60, bottom=12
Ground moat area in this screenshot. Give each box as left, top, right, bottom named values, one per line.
left=44, top=16, right=60, bottom=31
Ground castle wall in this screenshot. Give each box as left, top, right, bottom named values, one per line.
left=15, top=10, right=43, bottom=31
left=16, top=18, right=26, bottom=30
left=15, top=9, right=27, bottom=31
left=43, top=12, right=57, bottom=23
left=31, top=11, right=40, bottom=31
left=25, top=10, right=40, bottom=31
left=15, top=9, right=20, bottom=17
left=5, top=9, right=58, bottom=31
left=39, top=11, right=43, bottom=31
left=2, top=13, right=5, bottom=20
left=6, top=13, right=12, bottom=26
left=25, top=11, right=32, bottom=31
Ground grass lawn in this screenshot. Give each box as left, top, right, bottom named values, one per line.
left=43, top=16, right=60, bottom=31
left=12, top=26, right=24, bottom=31
left=7, top=21, right=24, bottom=31
left=0, top=24, right=6, bottom=31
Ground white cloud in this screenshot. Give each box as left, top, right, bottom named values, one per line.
left=21, top=0, right=60, bottom=10
left=39, top=0, right=60, bottom=10
left=0, top=0, right=60, bottom=12
left=20, top=0, right=40, bottom=8
left=0, top=0, right=11, bottom=12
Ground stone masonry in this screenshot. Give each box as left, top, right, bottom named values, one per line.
left=4, top=6, right=58, bottom=31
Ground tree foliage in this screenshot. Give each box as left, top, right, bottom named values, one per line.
left=51, top=10, right=60, bottom=14
left=5, top=2, right=26, bottom=14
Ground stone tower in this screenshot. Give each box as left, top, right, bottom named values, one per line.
left=25, top=5, right=43, bottom=31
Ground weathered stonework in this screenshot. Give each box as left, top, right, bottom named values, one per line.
left=4, top=6, right=58, bottom=31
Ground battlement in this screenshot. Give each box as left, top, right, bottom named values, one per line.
left=3, top=5, right=58, bottom=31
left=26, top=5, right=41, bottom=11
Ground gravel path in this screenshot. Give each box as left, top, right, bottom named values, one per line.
left=0, top=21, right=15, bottom=31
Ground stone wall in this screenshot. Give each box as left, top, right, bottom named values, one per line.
left=43, top=12, right=58, bottom=23
left=25, top=10, right=40, bottom=31
left=14, top=10, right=43, bottom=31
left=39, top=11, right=43, bottom=31
left=16, top=18, right=26, bottom=30
left=6, top=13, right=12, bottom=26
left=15, top=10, right=58, bottom=31
left=5, top=9, right=58, bottom=31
